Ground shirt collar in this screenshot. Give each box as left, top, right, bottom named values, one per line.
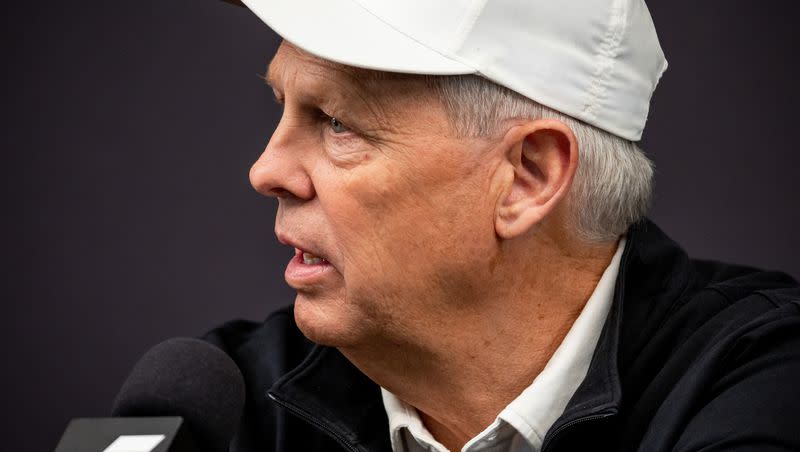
left=381, top=237, right=626, bottom=451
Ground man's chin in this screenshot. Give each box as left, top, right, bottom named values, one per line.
left=292, top=292, right=362, bottom=347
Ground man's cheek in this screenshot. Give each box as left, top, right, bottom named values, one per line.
left=336, top=222, right=426, bottom=290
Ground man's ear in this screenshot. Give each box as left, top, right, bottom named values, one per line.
left=494, top=119, right=579, bottom=240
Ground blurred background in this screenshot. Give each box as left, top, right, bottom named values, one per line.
left=3, top=1, right=798, bottom=450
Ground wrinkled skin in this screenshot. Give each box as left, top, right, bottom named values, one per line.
left=250, top=42, right=504, bottom=350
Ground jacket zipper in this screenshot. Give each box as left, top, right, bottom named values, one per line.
left=540, top=411, right=614, bottom=452
left=268, top=392, right=361, bottom=452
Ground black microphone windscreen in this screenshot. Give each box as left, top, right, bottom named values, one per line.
left=112, top=337, right=245, bottom=452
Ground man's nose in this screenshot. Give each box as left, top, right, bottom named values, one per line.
left=249, top=118, right=315, bottom=200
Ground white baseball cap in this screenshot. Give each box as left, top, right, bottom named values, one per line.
left=239, top=0, right=668, bottom=141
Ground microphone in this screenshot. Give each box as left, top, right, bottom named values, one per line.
left=55, top=338, right=245, bottom=452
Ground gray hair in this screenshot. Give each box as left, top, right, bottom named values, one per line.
left=428, top=74, right=654, bottom=243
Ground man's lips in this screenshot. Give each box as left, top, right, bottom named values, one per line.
left=285, top=247, right=334, bottom=288
left=275, top=232, right=331, bottom=264
left=294, top=248, right=328, bottom=265
left=276, top=231, right=337, bottom=287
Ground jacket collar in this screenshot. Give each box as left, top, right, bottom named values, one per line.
left=542, top=220, right=694, bottom=446
left=268, top=219, right=694, bottom=451
left=268, top=344, right=392, bottom=451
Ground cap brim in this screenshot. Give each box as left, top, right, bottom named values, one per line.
left=240, top=0, right=475, bottom=75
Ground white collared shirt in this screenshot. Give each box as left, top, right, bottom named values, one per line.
left=381, top=238, right=626, bottom=452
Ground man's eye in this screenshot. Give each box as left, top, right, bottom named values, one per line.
left=328, top=117, right=350, bottom=134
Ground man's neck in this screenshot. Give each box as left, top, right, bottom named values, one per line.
left=340, top=232, right=620, bottom=451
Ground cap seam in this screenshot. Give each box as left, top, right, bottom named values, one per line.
left=582, top=0, right=628, bottom=121
left=346, top=0, right=479, bottom=71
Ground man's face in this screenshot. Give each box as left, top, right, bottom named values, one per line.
left=250, top=43, right=503, bottom=348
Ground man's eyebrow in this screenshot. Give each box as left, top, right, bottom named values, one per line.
left=264, top=58, right=285, bottom=88
left=262, top=63, right=286, bottom=103
left=263, top=68, right=276, bottom=88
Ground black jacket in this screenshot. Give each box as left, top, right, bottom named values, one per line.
left=205, top=221, right=800, bottom=451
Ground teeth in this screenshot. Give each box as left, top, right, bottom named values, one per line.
left=302, top=252, right=324, bottom=265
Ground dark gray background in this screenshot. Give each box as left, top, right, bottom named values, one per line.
left=3, top=1, right=798, bottom=450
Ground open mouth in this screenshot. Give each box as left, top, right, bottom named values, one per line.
left=297, top=249, right=329, bottom=266
left=276, top=232, right=336, bottom=286
left=285, top=247, right=334, bottom=287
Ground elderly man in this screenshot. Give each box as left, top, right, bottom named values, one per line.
left=205, top=0, right=800, bottom=451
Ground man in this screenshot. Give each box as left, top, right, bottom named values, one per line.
left=206, top=0, right=800, bottom=451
